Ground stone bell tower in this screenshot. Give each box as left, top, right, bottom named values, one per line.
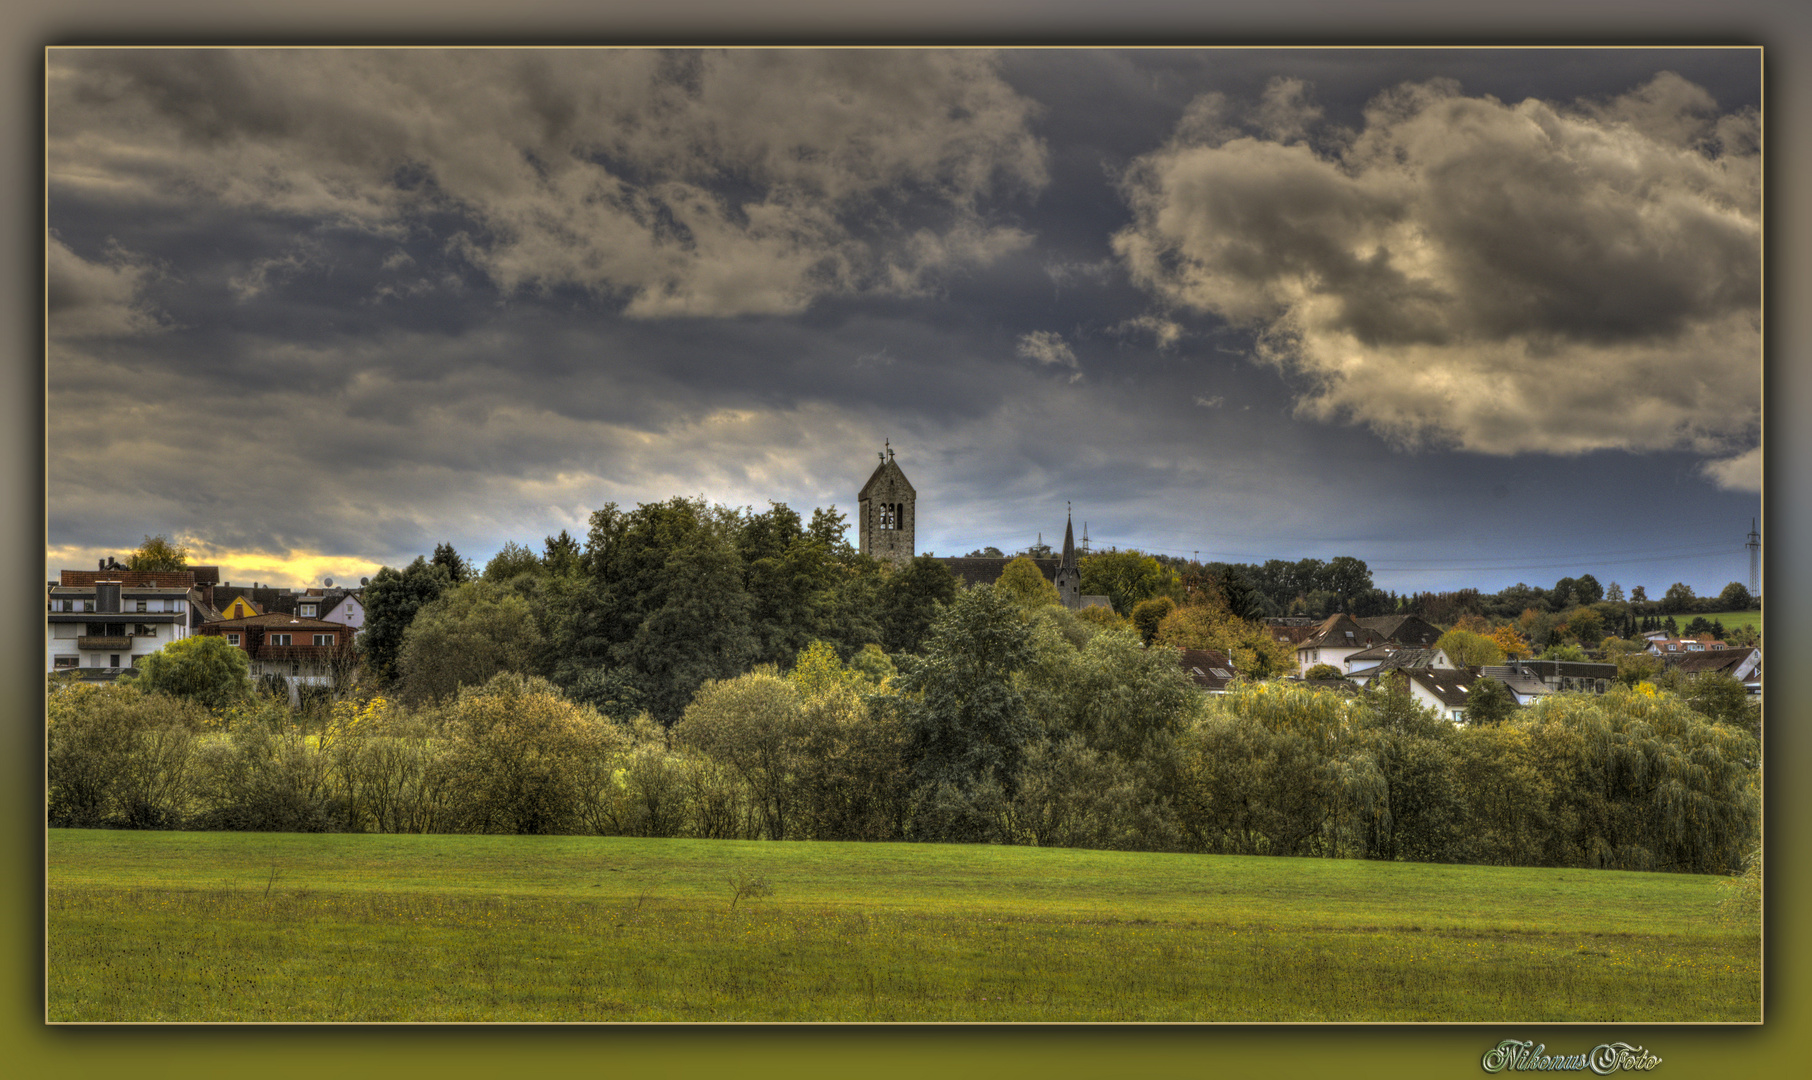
left=858, top=443, right=916, bottom=566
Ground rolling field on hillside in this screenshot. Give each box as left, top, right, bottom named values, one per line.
left=47, top=830, right=1759, bottom=1023
left=1686, top=610, right=1762, bottom=636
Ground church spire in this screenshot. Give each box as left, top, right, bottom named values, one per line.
left=1061, top=502, right=1077, bottom=570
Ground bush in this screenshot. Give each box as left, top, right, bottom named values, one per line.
left=48, top=683, right=207, bottom=828
left=131, top=635, right=251, bottom=711
left=436, top=673, right=612, bottom=835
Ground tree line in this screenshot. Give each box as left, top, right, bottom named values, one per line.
left=52, top=569, right=1758, bottom=875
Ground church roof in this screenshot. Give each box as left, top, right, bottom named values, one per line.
left=858, top=454, right=915, bottom=500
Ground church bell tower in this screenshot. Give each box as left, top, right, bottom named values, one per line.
left=858, top=443, right=916, bottom=566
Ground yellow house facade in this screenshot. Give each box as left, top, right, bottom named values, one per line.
left=219, top=595, right=262, bottom=620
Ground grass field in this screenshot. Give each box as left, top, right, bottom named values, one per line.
left=1687, top=609, right=1762, bottom=636
left=46, top=830, right=1760, bottom=1023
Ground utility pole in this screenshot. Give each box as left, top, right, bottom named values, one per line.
left=1747, top=518, right=1761, bottom=598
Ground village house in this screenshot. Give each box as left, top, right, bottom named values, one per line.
left=1343, top=645, right=1455, bottom=683
left=1177, top=648, right=1239, bottom=695
left=1293, top=614, right=1388, bottom=675
left=197, top=612, right=358, bottom=704
left=1662, top=646, right=1762, bottom=698
left=1476, top=664, right=1556, bottom=706
left=1646, top=636, right=1728, bottom=656
left=46, top=566, right=215, bottom=680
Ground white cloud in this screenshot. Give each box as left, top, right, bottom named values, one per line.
left=1114, top=313, right=1185, bottom=350
left=1114, top=74, right=1760, bottom=458
left=1194, top=395, right=1223, bottom=408
left=1700, top=445, right=1761, bottom=493
left=46, top=235, right=167, bottom=338
left=1017, top=330, right=1082, bottom=382
left=49, top=49, right=1049, bottom=318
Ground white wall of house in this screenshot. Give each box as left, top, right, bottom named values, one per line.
left=46, top=590, right=195, bottom=675
left=323, top=595, right=364, bottom=630
left=1298, top=645, right=1371, bottom=675
left=1407, top=680, right=1465, bottom=722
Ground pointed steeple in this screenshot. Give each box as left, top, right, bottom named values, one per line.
left=1061, top=503, right=1077, bottom=570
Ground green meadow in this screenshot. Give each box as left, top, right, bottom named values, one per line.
left=1687, top=609, right=1762, bottom=636
left=47, top=830, right=1759, bottom=1023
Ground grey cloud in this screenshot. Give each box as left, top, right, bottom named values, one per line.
left=46, top=235, right=168, bottom=338
left=1114, top=73, right=1759, bottom=459
left=50, top=49, right=1048, bottom=319
left=1252, top=77, right=1325, bottom=143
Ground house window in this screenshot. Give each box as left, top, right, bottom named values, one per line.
left=271, top=634, right=291, bottom=646
left=109, top=654, right=120, bottom=667
left=300, top=604, right=316, bottom=617
left=313, top=634, right=334, bottom=646
left=227, top=633, right=241, bottom=646
left=134, top=624, right=156, bottom=637
left=53, top=655, right=77, bottom=669
left=136, top=600, right=147, bottom=612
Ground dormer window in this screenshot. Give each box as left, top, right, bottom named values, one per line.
left=300, top=604, right=316, bottom=617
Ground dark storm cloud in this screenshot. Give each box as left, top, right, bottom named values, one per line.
left=1114, top=71, right=1759, bottom=474
left=45, top=48, right=1760, bottom=593
left=50, top=49, right=1048, bottom=318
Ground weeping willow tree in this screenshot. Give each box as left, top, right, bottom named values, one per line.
left=1175, top=681, right=1355, bottom=857
left=1520, top=685, right=1758, bottom=874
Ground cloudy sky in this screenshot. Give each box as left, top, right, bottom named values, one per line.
left=46, top=47, right=1761, bottom=599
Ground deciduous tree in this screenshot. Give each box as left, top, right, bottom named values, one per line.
left=1434, top=629, right=1505, bottom=670
left=395, top=580, right=547, bottom=704
left=126, top=533, right=189, bottom=572
left=130, top=634, right=252, bottom=711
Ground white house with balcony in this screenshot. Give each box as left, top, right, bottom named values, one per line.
left=46, top=568, right=208, bottom=680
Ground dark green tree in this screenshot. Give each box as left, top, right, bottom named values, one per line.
left=1662, top=582, right=1696, bottom=614
left=606, top=504, right=757, bottom=724
left=431, top=542, right=472, bottom=583
left=1464, top=676, right=1516, bottom=725
left=1717, top=582, right=1755, bottom=611
left=541, top=530, right=583, bottom=577
left=1211, top=566, right=1266, bottom=622
left=359, top=556, right=454, bottom=684
left=482, top=541, right=544, bottom=583
left=877, top=555, right=960, bottom=654
left=1322, top=555, right=1373, bottom=612
left=1573, top=574, right=1605, bottom=604
left=898, top=584, right=1038, bottom=797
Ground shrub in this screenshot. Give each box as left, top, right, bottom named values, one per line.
left=48, top=683, right=207, bottom=828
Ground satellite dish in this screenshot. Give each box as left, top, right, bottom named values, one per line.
left=323, top=577, right=334, bottom=588
left=360, top=577, right=369, bottom=586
